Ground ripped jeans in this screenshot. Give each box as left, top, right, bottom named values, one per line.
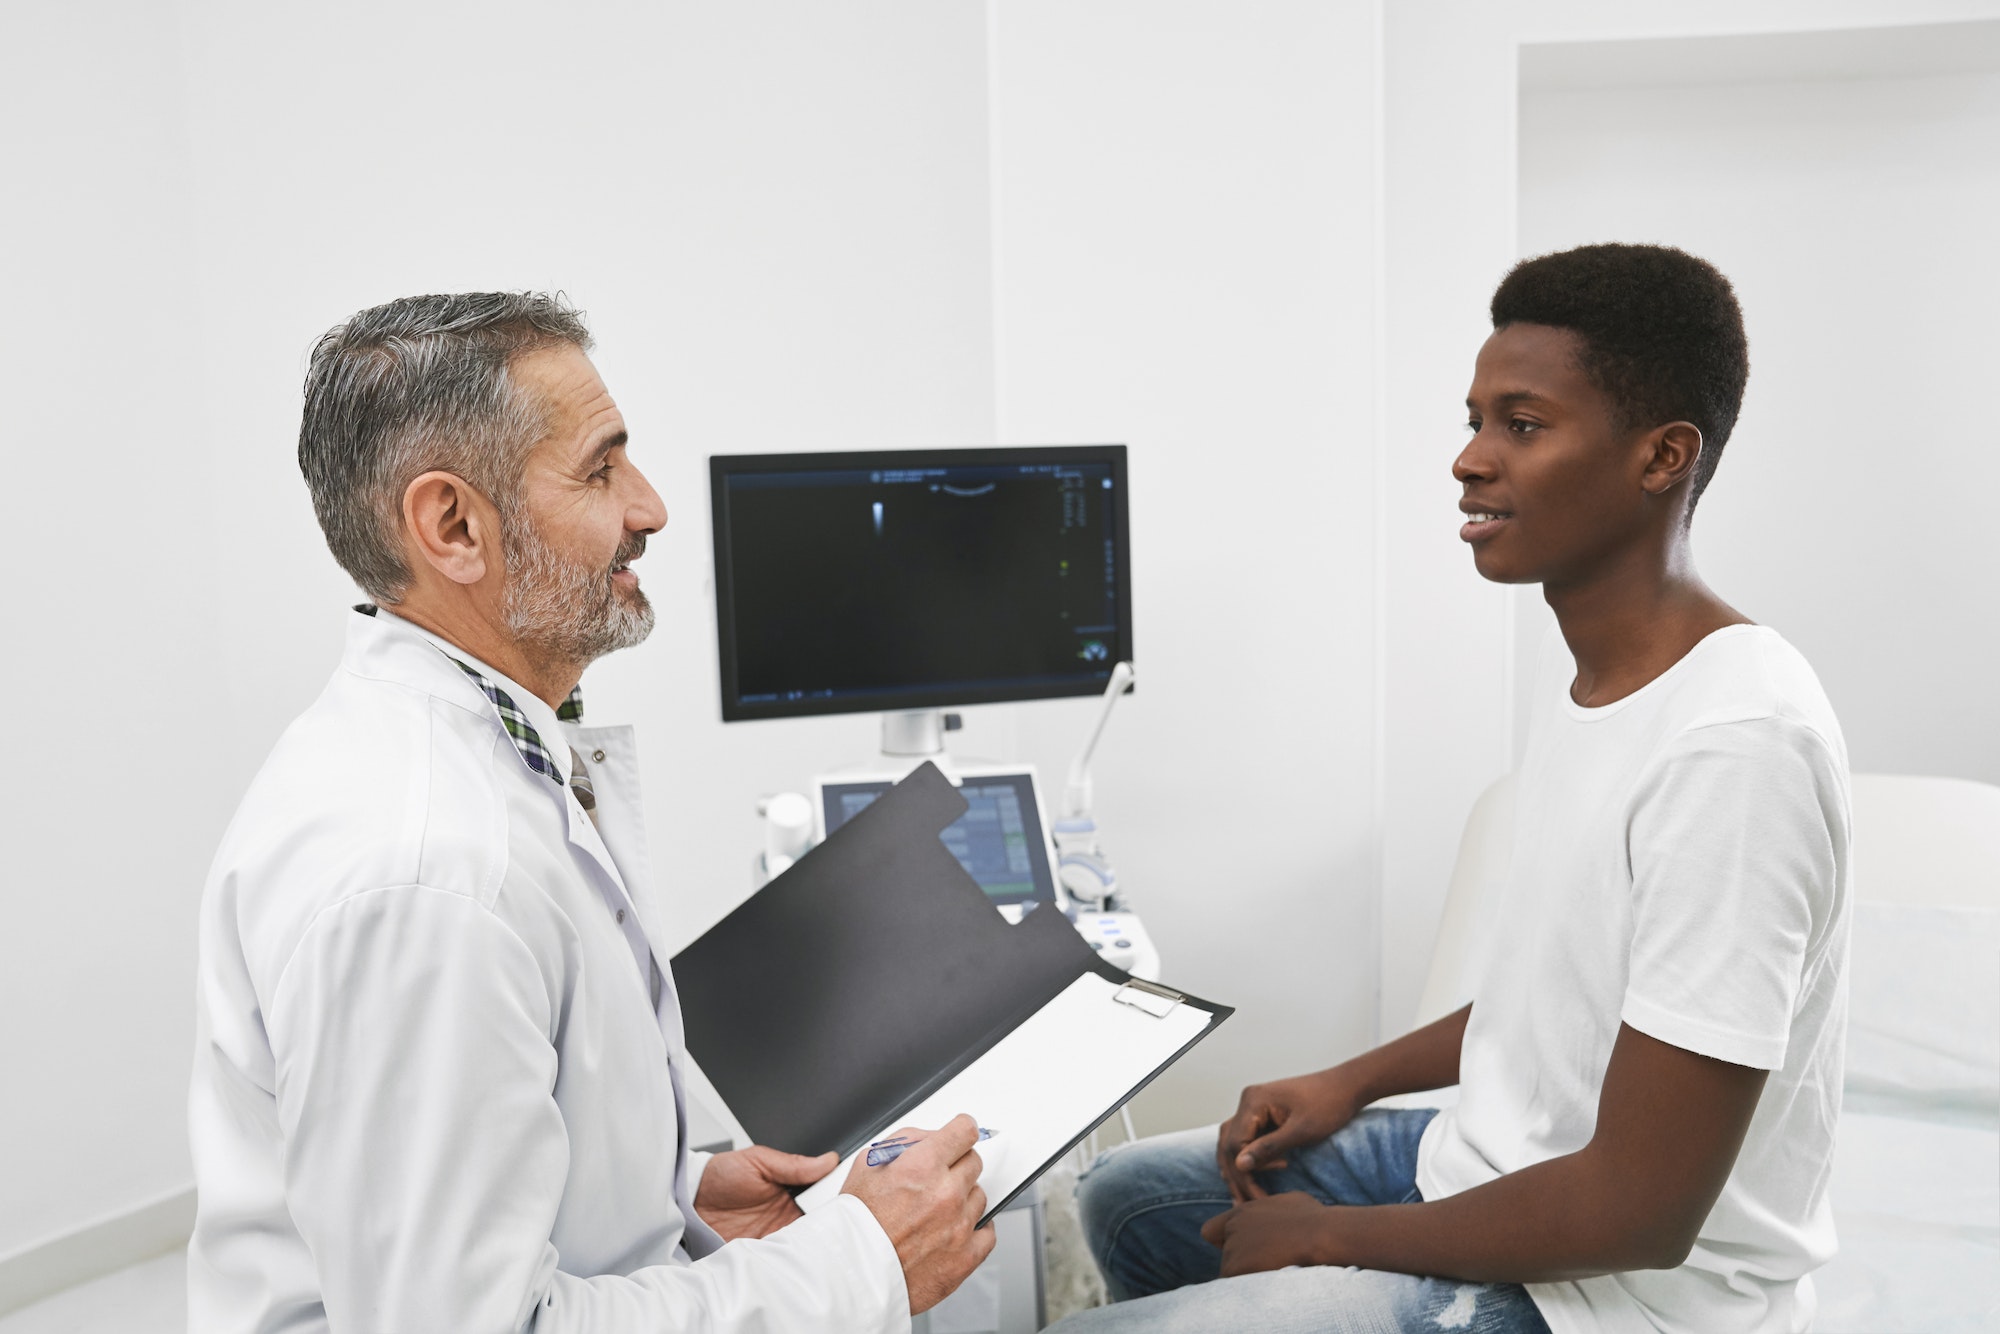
left=1050, top=1109, right=1551, bottom=1334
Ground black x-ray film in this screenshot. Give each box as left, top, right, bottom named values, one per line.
left=671, top=762, right=1188, bottom=1158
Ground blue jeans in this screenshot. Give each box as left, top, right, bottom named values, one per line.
left=1051, top=1109, right=1551, bottom=1334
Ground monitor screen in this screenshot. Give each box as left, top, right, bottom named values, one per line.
left=819, top=773, right=1057, bottom=909
left=710, top=446, right=1131, bottom=720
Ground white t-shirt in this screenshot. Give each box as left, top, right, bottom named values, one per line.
left=1416, top=624, right=1851, bottom=1334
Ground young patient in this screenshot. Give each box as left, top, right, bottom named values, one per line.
left=1053, top=243, right=1851, bottom=1334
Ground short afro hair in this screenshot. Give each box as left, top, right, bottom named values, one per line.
left=1491, top=243, right=1748, bottom=514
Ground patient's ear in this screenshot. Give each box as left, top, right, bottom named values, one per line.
left=1641, top=422, right=1704, bottom=498
left=403, top=471, right=497, bottom=587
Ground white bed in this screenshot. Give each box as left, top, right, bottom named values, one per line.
left=1813, top=896, right=2000, bottom=1333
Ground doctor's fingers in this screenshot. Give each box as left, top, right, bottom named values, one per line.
left=946, top=1147, right=984, bottom=1191
left=902, top=1114, right=982, bottom=1169
left=932, top=1112, right=982, bottom=1156
left=757, top=1147, right=840, bottom=1185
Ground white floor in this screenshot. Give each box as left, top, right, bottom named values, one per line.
left=0, top=1250, right=183, bottom=1334
left=11, top=1121, right=1990, bottom=1334
left=0, top=1230, right=1069, bottom=1334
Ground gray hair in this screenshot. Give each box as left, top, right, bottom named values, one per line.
left=298, top=291, right=594, bottom=602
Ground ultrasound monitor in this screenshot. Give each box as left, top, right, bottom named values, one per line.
left=815, top=770, right=1059, bottom=911
left=709, top=445, right=1131, bottom=722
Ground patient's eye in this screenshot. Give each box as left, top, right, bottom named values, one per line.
left=1509, top=417, right=1543, bottom=437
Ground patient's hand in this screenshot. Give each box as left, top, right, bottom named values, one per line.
left=1217, top=1068, right=1364, bottom=1202
left=693, top=1145, right=838, bottom=1241
left=1201, top=1191, right=1333, bottom=1275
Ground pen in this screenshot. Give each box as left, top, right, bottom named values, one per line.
left=866, top=1127, right=998, bottom=1167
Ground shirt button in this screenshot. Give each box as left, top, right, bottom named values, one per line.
left=592, top=749, right=606, bottom=763
left=616, top=909, right=626, bottom=924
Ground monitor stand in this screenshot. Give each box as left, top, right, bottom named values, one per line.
left=879, top=708, right=960, bottom=766
left=884, top=708, right=952, bottom=760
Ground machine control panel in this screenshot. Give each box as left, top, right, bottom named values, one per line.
left=1071, top=910, right=1161, bottom=982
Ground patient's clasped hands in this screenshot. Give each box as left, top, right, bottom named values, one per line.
left=1216, top=1067, right=1367, bottom=1201
left=1204, top=1067, right=1369, bottom=1276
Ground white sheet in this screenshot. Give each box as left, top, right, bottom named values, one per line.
left=797, top=972, right=1214, bottom=1219
left=1844, top=903, right=2000, bottom=1106
left=1814, top=900, right=2000, bottom=1332
left=1814, top=1108, right=2000, bottom=1334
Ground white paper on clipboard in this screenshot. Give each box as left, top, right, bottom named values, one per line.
left=796, top=971, right=1214, bottom=1219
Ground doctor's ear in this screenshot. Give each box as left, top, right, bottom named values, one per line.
left=402, top=471, right=498, bottom=587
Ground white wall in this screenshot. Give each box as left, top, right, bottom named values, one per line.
left=1376, top=0, right=2000, bottom=1034
left=986, top=0, right=1385, bottom=1131
left=0, top=1, right=223, bottom=1262
left=169, top=0, right=1004, bottom=944
left=1515, top=36, right=2000, bottom=788
left=1, top=0, right=1000, bottom=1257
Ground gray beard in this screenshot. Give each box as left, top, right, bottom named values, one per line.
left=499, top=513, right=655, bottom=668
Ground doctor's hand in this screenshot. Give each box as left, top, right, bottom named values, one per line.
left=1217, top=1067, right=1364, bottom=1202
left=842, top=1113, right=996, bottom=1314
left=693, top=1145, right=837, bottom=1241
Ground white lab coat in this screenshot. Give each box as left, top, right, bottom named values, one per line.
left=188, top=607, right=909, bottom=1333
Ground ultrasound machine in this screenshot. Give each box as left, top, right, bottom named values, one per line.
left=708, top=444, right=1158, bottom=979
left=705, top=446, right=1155, bottom=1332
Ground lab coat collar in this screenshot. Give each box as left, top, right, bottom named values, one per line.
left=352, top=605, right=575, bottom=789
left=346, top=607, right=681, bottom=1043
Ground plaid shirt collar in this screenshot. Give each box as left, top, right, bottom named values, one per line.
left=356, top=605, right=583, bottom=791
left=446, top=656, right=582, bottom=790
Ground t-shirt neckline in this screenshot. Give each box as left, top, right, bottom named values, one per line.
left=1561, top=622, right=1769, bottom=722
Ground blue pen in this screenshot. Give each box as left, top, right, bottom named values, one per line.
left=866, top=1128, right=998, bottom=1167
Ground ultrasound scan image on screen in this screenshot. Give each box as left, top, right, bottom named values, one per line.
left=710, top=447, right=1131, bottom=720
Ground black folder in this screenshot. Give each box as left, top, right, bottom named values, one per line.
left=672, top=761, right=1230, bottom=1217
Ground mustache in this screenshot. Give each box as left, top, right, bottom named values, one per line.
left=613, top=534, right=647, bottom=568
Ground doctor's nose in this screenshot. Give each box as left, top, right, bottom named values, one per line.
left=627, top=463, right=669, bottom=535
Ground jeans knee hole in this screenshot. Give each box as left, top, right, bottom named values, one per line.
left=1432, top=1284, right=1483, bottom=1330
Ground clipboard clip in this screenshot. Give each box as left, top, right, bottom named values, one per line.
left=1112, top=977, right=1185, bottom=1018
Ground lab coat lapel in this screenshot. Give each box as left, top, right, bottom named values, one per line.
left=561, top=723, right=685, bottom=1053
left=561, top=722, right=723, bottom=1258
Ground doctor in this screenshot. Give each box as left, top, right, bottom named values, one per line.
left=188, top=292, right=992, bottom=1332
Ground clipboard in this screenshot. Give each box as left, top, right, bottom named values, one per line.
left=671, top=761, right=1231, bottom=1223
